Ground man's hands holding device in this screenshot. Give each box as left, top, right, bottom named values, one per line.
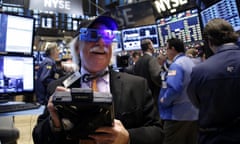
left=47, top=86, right=130, bottom=144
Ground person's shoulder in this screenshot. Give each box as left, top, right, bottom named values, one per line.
left=175, top=55, right=193, bottom=65
left=41, top=57, right=54, bottom=64
left=112, top=71, right=146, bottom=82
left=191, top=61, right=209, bottom=75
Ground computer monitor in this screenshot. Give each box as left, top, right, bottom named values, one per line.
left=113, top=30, right=123, bottom=52
left=0, top=13, right=35, bottom=55
left=200, top=0, right=240, bottom=31
left=122, top=24, right=159, bottom=51
left=156, top=9, right=203, bottom=47
left=0, top=55, right=34, bottom=96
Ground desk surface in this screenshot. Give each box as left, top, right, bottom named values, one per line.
left=0, top=102, right=45, bottom=116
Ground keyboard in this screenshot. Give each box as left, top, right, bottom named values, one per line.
left=0, top=103, right=41, bottom=113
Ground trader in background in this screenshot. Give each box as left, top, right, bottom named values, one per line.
left=133, top=39, right=161, bottom=108
left=36, top=43, right=59, bottom=105
left=124, top=51, right=140, bottom=74
left=159, top=38, right=198, bottom=144
left=187, top=18, right=240, bottom=144
left=32, top=15, right=163, bottom=144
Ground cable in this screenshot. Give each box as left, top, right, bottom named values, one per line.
left=89, top=0, right=105, bottom=14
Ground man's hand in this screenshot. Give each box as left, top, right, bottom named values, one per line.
left=48, top=86, right=69, bottom=128
left=89, top=119, right=129, bottom=144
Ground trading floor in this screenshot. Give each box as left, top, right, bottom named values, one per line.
left=14, top=115, right=38, bottom=144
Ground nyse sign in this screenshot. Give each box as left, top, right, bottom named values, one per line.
left=29, top=0, right=83, bottom=15
left=44, top=0, right=71, bottom=10
left=154, top=0, right=188, bottom=13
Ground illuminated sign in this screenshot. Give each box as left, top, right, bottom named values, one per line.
left=29, top=0, right=83, bottom=15
left=44, top=0, right=71, bottom=10
left=154, top=0, right=188, bottom=14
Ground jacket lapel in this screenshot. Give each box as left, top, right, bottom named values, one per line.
left=109, top=71, right=123, bottom=112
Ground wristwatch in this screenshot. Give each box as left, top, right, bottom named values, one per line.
left=49, top=116, right=62, bottom=132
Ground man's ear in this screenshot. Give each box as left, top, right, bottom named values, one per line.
left=207, top=40, right=215, bottom=53
left=169, top=46, right=174, bottom=50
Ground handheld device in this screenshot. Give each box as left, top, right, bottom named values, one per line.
left=52, top=88, right=114, bottom=139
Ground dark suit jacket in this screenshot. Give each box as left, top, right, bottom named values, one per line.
left=187, top=44, right=240, bottom=144
left=32, top=70, right=163, bottom=144
left=133, top=53, right=161, bottom=108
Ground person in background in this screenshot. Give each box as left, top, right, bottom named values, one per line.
left=133, top=39, right=162, bottom=108
left=55, top=60, right=67, bottom=78
left=36, top=43, right=59, bottom=105
left=131, top=51, right=140, bottom=65
left=124, top=51, right=140, bottom=74
left=32, top=15, right=163, bottom=144
left=157, top=52, right=167, bottom=67
left=187, top=18, right=240, bottom=144
left=185, top=48, right=198, bottom=58
left=185, top=48, right=202, bottom=64
left=157, top=52, right=171, bottom=91
left=159, top=38, right=198, bottom=144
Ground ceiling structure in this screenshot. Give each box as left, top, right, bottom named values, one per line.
left=34, top=0, right=223, bottom=50
left=0, top=0, right=227, bottom=50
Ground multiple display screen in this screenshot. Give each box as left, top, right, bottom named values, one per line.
left=200, top=0, right=240, bottom=31
left=0, top=13, right=35, bottom=96
left=0, top=55, right=34, bottom=94
left=121, top=0, right=240, bottom=49
left=121, top=24, right=159, bottom=51
left=156, top=9, right=202, bottom=47
left=0, top=13, right=34, bottom=55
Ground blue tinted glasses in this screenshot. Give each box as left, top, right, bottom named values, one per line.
left=79, top=28, right=116, bottom=44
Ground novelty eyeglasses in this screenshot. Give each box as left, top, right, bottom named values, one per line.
left=79, top=28, right=118, bottom=44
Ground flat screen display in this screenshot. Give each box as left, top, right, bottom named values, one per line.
left=113, top=30, right=123, bottom=52
left=157, top=9, right=202, bottom=47
left=0, top=55, right=34, bottom=94
left=122, top=24, right=159, bottom=51
left=0, top=13, right=34, bottom=55
left=200, top=0, right=240, bottom=31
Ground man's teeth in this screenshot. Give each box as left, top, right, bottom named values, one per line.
left=91, top=50, right=105, bottom=54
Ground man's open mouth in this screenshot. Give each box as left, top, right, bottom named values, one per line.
left=91, top=51, right=106, bottom=55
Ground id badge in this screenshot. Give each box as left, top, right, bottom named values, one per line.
left=162, top=81, right=167, bottom=88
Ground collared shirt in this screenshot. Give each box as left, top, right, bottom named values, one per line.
left=216, top=43, right=236, bottom=53
left=80, top=68, right=110, bottom=93
left=172, top=52, right=184, bottom=62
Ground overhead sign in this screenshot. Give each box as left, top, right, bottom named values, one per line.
left=29, top=0, right=83, bottom=15
left=154, top=0, right=188, bottom=14
left=109, top=1, right=156, bottom=29
left=153, top=0, right=197, bottom=18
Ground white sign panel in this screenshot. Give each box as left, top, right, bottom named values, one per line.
left=29, top=0, right=83, bottom=15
